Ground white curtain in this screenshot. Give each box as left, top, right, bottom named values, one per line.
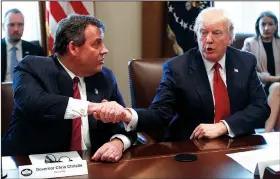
left=1, top=2, right=41, bottom=44
left=215, top=1, right=280, bottom=34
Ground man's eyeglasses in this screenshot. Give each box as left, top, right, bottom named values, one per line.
left=45, top=154, right=73, bottom=164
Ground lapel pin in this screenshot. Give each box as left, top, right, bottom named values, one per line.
left=25, top=51, right=30, bottom=54
left=234, top=68, right=239, bottom=72
left=95, top=88, right=98, bottom=95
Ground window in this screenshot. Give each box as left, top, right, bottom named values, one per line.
left=1, top=1, right=41, bottom=42
left=215, top=1, right=280, bottom=34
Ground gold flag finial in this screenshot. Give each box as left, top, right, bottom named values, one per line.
left=192, top=2, right=196, bottom=7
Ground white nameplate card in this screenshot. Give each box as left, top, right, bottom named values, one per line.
left=254, top=159, right=280, bottom=179
left=18, top=160, right=88, bottom=178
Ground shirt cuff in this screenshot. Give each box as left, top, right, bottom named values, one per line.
left=64, top=97, right=89, bottom=119
left=123, top=108, right=138, bottom=132
left=221, top=120, right=235, bottom=138
left=110, top=134, right=131, bottom=151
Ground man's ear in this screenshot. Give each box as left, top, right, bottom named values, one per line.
left=68, top=41, right=78, bottom=56
left=228, top=35, right=233, bottom=46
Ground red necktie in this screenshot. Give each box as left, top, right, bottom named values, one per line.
left=70, top=77, right=82, bottom=151
left=213, top=63, right=230, bottom=123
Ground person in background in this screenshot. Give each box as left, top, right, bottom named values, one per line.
left=1, top=8, right=45, bottom=82
left=2, top=14, right=136, bottom=163
left=242, top=11, right=280, bottom=132
left=92, top=7, right=270, bottom=141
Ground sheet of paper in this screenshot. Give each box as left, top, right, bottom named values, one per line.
left=29, top=151, right=82, bottom=165
left=268, top=164, right=280, bottom=172
left=257, top=132, right=280, bottom=146
left=2, top=156, right=19, bottom=179
left=226, top=146, right=279, bottom=174
left=2, top=156, right=17, bottom=170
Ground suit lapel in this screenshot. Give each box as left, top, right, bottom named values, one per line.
left=52, top=55, right=73, bottom=97
left=22, top=41, right=31, bottom=57
left=225, top=48, right=243, bottom=113
left=189, top=50, right=214, bottom=121
left=85, top=74, right=105, bottom=103
left=1, top=38, right=7, bottom=60
left=1, top=38, right=7, bottom=81
left=85, top=75, right=103, bottom=132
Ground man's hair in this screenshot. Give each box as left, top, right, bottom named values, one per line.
left=255, top=11, right=279, bottom=39
left=5, top=8, right=23, bottom=18
left=53, top=14, right=106, bottom=55
left=4, top=8, right=24, bottom=22
left=193, top=7, right=235, bottom=41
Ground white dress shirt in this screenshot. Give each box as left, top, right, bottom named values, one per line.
left=5, top=39, right=23, bottom=82
left=125, top=54, right=235, bottom=137
left=57, top=59, right=131, bottom=151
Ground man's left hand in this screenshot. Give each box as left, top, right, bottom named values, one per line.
left=190, top=122, right=228, bottom=140
left=91, top=139, right=124, bottom=162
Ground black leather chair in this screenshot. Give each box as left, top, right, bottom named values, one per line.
left=231, top=33, right=254, bottom=49
left=128, top=58, right=168, bottom=144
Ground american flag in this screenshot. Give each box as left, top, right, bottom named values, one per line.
left=46, top=1, right=95, bottom=55
left=167, top=1, right=211, bottom=54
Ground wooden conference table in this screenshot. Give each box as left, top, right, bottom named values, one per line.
left=3, top=132, right=280, bottom=178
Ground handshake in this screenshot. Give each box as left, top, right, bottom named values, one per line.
left=87, top=100, right=132, bottom=124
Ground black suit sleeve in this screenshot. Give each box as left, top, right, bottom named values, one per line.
left=225, top=56, right=270, bottom=136
left=13, top=57, right=69, bottom=120
left=136, top=62, right=178, bottom=132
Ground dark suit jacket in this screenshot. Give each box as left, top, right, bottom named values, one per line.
left=2, top=54, right=137, bottom=156
left=1, top=38, right=45, bottom=82
left=136, top=47, right=270, bottom=142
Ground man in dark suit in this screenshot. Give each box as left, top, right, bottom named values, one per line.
left=93, top=7, right=270, bottom=141
left=1, top=8, right=44, bottom=82
left=2, top=14, right=136, bottom=163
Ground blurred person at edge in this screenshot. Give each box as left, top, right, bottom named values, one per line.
left=1, top=8, right=45, bottom=82
left=242, top=11, right=280, bottom=132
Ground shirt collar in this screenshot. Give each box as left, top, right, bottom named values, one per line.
left=57, top=57, right=84, bottom=83
left=202, top=53, right=226, bottom=73
left=5, top=38, right=22, bottom=51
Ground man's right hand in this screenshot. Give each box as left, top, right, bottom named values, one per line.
left=87, top=100, right=132, bottom=124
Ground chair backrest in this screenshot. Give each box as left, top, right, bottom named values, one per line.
left=231, top=33, right=254, bottom=50
left=1, top=82, right=13, bottom=136
left=128, top=58, right=168, bottom=108
left=128, top=58, right=168, bottom=142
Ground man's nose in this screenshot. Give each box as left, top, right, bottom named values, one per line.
left=206, top=33, right=214, bottom=43
left=12, top=25, right=20, bottom=31
left=264, top=25, right=270, bottom=31
left=100, top=44, right=109, bottom=55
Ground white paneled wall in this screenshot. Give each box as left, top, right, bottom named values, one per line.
left=95, top=2, right=142, bottom=106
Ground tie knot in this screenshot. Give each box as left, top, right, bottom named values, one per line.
left=11, top=46, right=17, bottom=51
left=213, top=63, right=221, bottom=71
left=73, top=77, right=80, bottom=84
